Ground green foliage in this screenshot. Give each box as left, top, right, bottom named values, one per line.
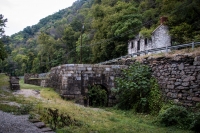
left=190, top=112, right=200, bottom=132
left=0, top=40, right=7, bottom=61
left=0, top=14, right=8, bottom=61
left=76, top=33, right=92, bottom=63
left=0, top=103, right=33, bottom=115
left=157, top=104, right=200, bottom=131
left=157, top=105, right=191, bottom=129
left=140, top=27, right=155, bottom=38
left=17, top=103, right=33, bottom=115
left=0, top=75, right=194, bottom=133
left=40, top=108, right=82, bottom=130
left=161, top=0, right=200, bottom=43
left=88, top=85, right=108, bottom=107
left=169, top=22, right=192, bottom=44
left=0, top=104, right=18, bottom=113
left=2, top=0, right=200, bottom=75
left=0, top=14, right=7, bottom=37
left=148, top=78, right=163, bottom=115
left=91, top=1, right=142, bottom=62
left=114, top=62, right=152, bottom=112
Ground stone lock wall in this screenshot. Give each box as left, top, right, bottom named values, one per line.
left=24, top=73, right=49, bottom=87
left=47, top=64, right=127, bottom=106
left=10, top=76, right=20, bottom=90
left=24, top=73, right=39, bottom=85
left=105, top=55, right=200, bottom=107
left=24, top=55, right=200, bottom=107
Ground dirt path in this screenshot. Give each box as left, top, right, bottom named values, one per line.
left=13, top=89, right=41, bottom=99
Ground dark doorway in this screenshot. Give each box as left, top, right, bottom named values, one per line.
left=137, top=40, right=140, bottom=51
left=145, top=38, right=148, bottom=45
left=131, top=42, right=134, bottom=49
left=87, top=84, right=108, bottom=107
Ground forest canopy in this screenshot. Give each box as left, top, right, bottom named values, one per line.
left=1, top=0, right=200, bottom=75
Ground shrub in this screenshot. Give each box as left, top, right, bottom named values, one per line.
left=88, top=85, right=108, bottom=107
left=0, top=104, right=18, bottom=113
left=113, top=62, right=163, bottom=114
left=17, top=103, right=33, bottom=115
left=157, top=105, right=190, bottom=128
left=190, top=112, right=200, bottom=132
left=40, top=108, right=82, bottom=130
left=148, top=78, right=163, bottom=115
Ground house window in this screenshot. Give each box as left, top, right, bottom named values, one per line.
left=131, top=42, right=134, bottom=48
left=145, top=38, right=148, bottom=45
left=137, top=40, right=140, bottom=51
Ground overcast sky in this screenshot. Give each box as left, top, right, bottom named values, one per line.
left=0, top=0, right=77, bottom=36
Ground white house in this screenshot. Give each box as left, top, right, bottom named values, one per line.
left=128, top=17, right=171, bottom=55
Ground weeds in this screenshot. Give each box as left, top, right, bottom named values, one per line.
left=40, top=107, right=82, bottom=130
left=0, top=74, right=194, bottom=133
left=0, top=104, right=18, bottom=113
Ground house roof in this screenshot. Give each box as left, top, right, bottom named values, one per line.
left=152, top=24, right=164, bottom=34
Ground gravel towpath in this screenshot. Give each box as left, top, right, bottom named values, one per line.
left=0, top=89, right=54, bottom=133
left=0, top=110, right=43, bottom=133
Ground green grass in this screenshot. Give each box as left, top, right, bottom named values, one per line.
left=0, top=74, right=194, bottom=133
left=0, top=73, right=9, bottom=87
left=0, top=74, right=34, bottom=114
left=19, top=79, right=43, bottom=90
left=22, top=82, right=193, bottom=133
left=0, top=104, right=19, bottom=113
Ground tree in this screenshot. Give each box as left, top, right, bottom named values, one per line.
left=161, top=0, right=200, bottom=43
left=0, top=40, right=7, bottom=60
left=76, top=33, right=92, bottom=63
left=0, top=14, right=8, bottom=60
left=62, top=25, right=80, bottom=63
left=37, top=33, right=57, bottom=72
left=0, top=14, right=7, bottom=37
left=91, top=1, right=142, bottom=62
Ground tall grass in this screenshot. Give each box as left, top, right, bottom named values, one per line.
left=0, top=75, right=193, bottom=133
left=24, top=82, right=192, bottom=133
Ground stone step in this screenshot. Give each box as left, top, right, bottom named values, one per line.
left=34, top=122, right=46, bottom=128
left=29, top=119, right=55, bottom=133
left=40, top=127, right=53, bottom=132
left=29, top=118, right=41, bottom=123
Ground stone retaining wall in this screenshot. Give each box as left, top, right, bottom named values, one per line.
left=149, top=55, right=200, bottom=107
left=105, top=54, right=200, bottom=107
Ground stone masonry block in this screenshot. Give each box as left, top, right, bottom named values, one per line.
left=194, top=56, right=200, bottom=61
left=178, top=63, right=184, bottom=70
left=77, top=67, right=86, bottom=71
left=192, top=97, right=200, bottom=102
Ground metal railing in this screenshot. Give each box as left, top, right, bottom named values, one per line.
left=98, top=42, right=200, bottom=65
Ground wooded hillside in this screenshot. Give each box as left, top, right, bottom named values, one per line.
left=0, top=0, right=200, bottom=76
